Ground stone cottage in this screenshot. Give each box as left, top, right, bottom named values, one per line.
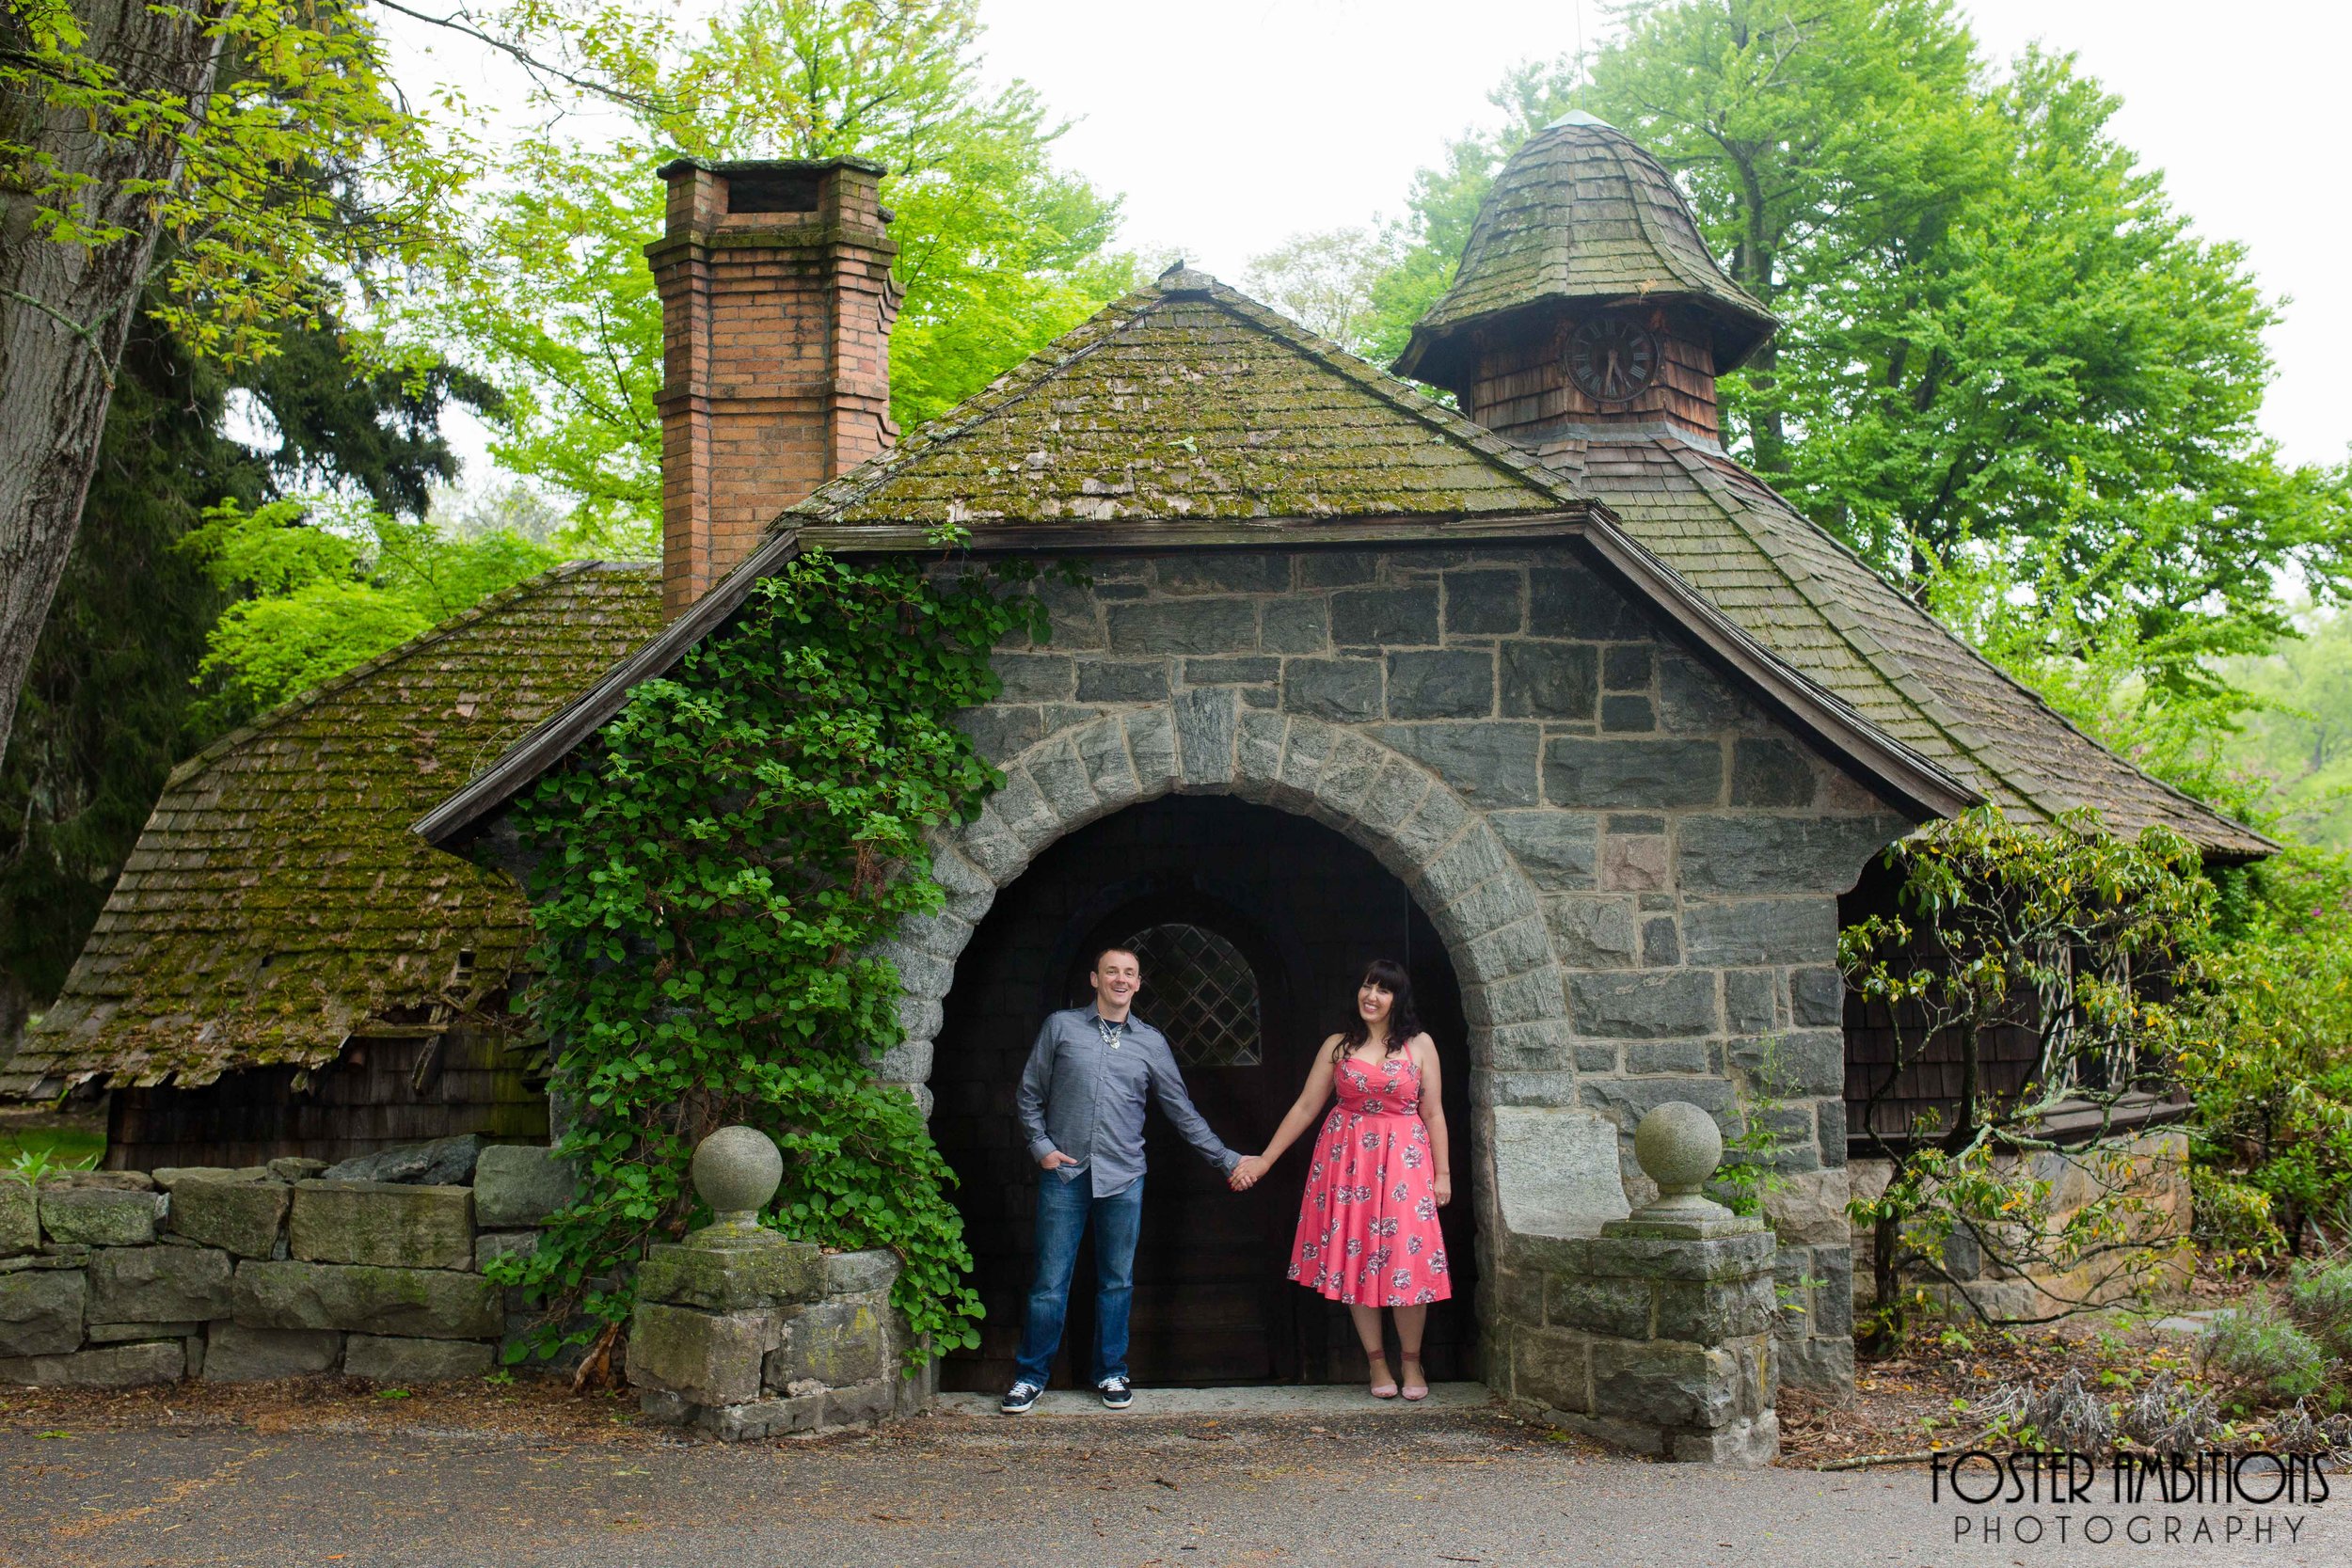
left=7, top=120, right=2265, bottom=1408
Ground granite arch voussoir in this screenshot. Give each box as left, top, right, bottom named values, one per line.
left=880, top=705, right=1578, bottom=1097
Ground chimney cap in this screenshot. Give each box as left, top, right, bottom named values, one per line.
left=654, top=153, right=889, bottom=181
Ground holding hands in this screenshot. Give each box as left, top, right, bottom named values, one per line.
left=1228, top=1153, right=1269, bottom=1192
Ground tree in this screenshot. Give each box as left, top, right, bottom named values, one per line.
left=1842, top=807, right=2213, bottom=1340
left=1241, top=227, right=1405, bottom=355
left=0, top=0, right=453, bottom=772
left=184, top=496, right=558, bottom=717
left=430, top=0, right=1136, bottom=548
left=2223, top=611, right=2352, bottom=852
left=0, top=292, right=481, bottom=1049
left=2179, top=852, right=2352, bottom=1258
left=1359, top=2, right=2352, bottom=718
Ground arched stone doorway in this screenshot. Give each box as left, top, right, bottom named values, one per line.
left=929, top=795, right=1476, bottom=1390
left=875, top=704, right=1590, bottom=1390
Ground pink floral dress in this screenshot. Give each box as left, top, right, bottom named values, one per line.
left=1286, top=1050, right=1452, bottom=1306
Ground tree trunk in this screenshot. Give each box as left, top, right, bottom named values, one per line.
left=1865, top=1206, right=1904, bottom=1353
left=0, top=0, right=227, bottom=767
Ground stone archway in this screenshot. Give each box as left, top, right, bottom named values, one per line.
left=873, top=696, right=1588, bottom=1390
left=878, top=697, right=1574, bottom=1110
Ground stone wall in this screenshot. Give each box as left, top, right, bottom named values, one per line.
left=885, top=544, right=1915, bottom=1393
left=0, top=1142, right=573, bottom=1387
left=1847, top=1128, right=2192, bottom=1323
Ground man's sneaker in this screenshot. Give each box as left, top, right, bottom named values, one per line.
left=1000, top=1380, right=1042, bottom=1415
left=1097, top=1375, right=1134, bottom=1410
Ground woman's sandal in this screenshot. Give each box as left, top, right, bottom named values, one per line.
left=1366, top=1353, right=1399, bottom=1399
left=1400, top=1354, right=1429, bottom=1402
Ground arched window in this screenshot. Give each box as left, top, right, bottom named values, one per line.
left=1123, top=922, right=1262, bottom=1069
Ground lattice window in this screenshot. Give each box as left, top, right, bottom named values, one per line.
left=1124, top=923, right=1262, bottom=1069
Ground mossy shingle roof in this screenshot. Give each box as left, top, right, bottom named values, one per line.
left=1393, top=113, right=1777, bottom=387
left=1542, top=435, right=2269, bottom=854
left=2, top=562, right=663, bottom=1095
left=791, top=266, right=1582, bottom=529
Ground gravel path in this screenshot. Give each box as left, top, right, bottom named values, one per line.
left=1, top=1402, right=2338, bottom=1567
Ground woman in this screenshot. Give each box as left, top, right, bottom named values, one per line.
left=1230, top=958, right=1452, bottom=1400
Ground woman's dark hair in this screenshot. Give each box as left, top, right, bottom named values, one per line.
left=1334, top=958, right=1422, bottom=1060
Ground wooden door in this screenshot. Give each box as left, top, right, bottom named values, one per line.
left=1055, top=900, right=1301, bottom=1386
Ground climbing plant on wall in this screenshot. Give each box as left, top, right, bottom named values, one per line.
left=495, top=550, right=1044, bottom=1362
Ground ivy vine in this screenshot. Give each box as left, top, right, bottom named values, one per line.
left=490, top=550, right=1043, bottom=1363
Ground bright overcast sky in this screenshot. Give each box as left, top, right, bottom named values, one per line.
left=396, top=1, right=2349, bottom=475
left=969, top=0, right=2347, bottom=468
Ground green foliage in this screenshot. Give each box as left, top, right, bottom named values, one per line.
left=428, top=0, right=1136, bottom=546
left=0, top=298, right=480, bottom=1040
left=1713, top=1032, right=1794, bottom=1220
left=1241, top=228, right=1407, bottom=356
left=2177, top=852, right=2352, bottom=1256
left=1842, top=805, right=2212, bottom=1335
left=2199, top=1302, right=2336, bottom=1410
left=1920, top=515, right=2271, bottom=819
left=1, top=1133, right=103, bottom=1180
left=2223, top=610, right=2352, bottom=852
left=183, top=497, right=559, bottom=717
left=1358, top=1, right=2352, bottom=712
left=2190, top=1167, right=2288, bottom=1273
left=3, top=0, right=455, bottom=363
left=496, top=550, right=1042, bottom=1359
left=2289, top=1260, right=2352, bottom=1367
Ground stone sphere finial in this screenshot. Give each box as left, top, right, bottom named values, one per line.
left=1633, top=1101, right=1724, bottom=1200
left=691, top=1125, right=783, bottom=1228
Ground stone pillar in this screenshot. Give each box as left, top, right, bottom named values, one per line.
left=628, top=1127, right=917, bottom=1439
left=1490, top=1101, right=1781, bottom=1465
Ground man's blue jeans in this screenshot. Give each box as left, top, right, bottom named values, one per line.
left=1013, top=1169, right=1144, bottom=1387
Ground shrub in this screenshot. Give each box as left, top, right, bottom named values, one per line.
left=2287, top=1259, right=2352, bottom=1365
left=2200, top=1301, right=2335, bottom=1407
left=2191, top=1167, right=2287, bottom=1269
left=2179, top=852, right=2352, bottom=1256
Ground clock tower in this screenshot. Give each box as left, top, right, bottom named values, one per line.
left=1391, top=111, right=1776, bottom=451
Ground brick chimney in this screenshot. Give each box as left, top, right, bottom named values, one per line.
left=645, top=157, right=900, bottom=620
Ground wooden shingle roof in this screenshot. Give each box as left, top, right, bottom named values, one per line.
left=793, top=264, right=1583, bottom=534
left=1393, top=113, right=1777, bottom=388
left=1544, top=435, right=2272, bottom=855
left=1, top=562, right=663, bottom=1095
left=415, top=268, right=1973, bottom=847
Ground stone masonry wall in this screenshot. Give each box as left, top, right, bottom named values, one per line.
left=0, top=1144, right=573, bottom=1387
left=881, top=544, right=1918, bottom=1395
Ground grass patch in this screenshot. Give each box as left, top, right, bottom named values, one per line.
left=0, top=1128, right=105, bottom=1170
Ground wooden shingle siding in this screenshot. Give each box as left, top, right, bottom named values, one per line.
left=104, top=1014, right=548, bottom=1169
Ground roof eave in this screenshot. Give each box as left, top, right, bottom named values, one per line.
left=1574, top=521, right=1977, bottom=822
left=414, top=532, right=804, bottom=845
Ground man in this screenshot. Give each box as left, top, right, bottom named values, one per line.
left=1003, top=944, right=1243, bottom=1413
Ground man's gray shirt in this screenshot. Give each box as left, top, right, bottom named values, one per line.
left=1016, top=1008, right=1240, bottom=1197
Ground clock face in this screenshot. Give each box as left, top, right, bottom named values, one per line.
left=1566, top=317, right=1660, bottom=404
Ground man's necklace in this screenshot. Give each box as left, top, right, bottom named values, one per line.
left=1095, top=1014, right=1126, bottom=1050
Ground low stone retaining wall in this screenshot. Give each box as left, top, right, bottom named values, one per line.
left=0, top=1143, right=572, bottom=1386
left=1847, top=1127, right=2191, bottom=1322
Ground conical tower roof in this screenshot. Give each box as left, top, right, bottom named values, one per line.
left=1392, top=112, right=1777, bottom=388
